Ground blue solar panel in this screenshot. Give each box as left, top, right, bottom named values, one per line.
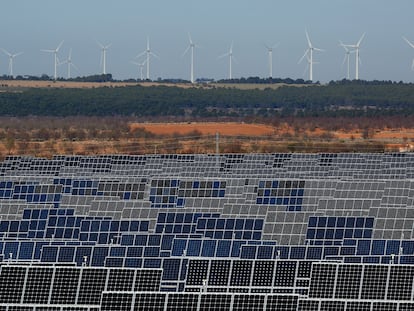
left=41, top=246, right=58, bottom=262
left=90, top=247, right=108, bottom=266
left=201, top=240, right=216, bottom=257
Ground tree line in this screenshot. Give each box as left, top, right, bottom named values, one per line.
left=0, top=79, right=414, bottom=117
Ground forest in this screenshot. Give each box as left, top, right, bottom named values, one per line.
left=0, top=79, right=413, bottom=118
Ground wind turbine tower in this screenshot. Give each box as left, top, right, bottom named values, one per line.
left=97, top=41, right=111, bottom=75
left=298, top=31, right=323, bottom=82
left=183, top=33, right=199, bottom=83
left=60, top=48, right=79, bottom=79
left=41, top=41, right=64, bottom=80
left=131, top=60, right=147, bottom=80
left=1, top=49, right=23, bottom=77
left=265, top=43, right=278, bottom=79
left=403, top=36, right=414, bottom=70
left=339, top=42, right=352, bottom=80
left=219, top=42, right=236, bottom=79
left=137, top=38, right=158, bottom=80
left=343, top=33, right=365, bottom=80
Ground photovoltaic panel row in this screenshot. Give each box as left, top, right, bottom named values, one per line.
left=185, top=259, right=312, bottom=294
left=3, top=153, right=414, bottom=179
left=0, top=265, right=161, bottom=306
left=100, top=291, right=299, bottom=311
left=309, top=262, right=414, bottom=301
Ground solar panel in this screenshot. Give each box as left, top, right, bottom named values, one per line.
left=360, top=265, right=388, bottom=300
left=182, top=295, right=219, bottom=310
left=167, top=293, right=199, bottom=311
left=23, top=267, right=53, bottom=304
left=251, top=260, right=275, bottom=289
left=274, top=261, right=297, bottom=288
left=134, top=292, right=166, bottom=311
left=77, top=268, right=107, bottom=304
left=233, top=294, right=265, bottom=311
left=5, top=153, right=414, bottom=309
left=50, top=267, right=80, bottom=304
left=134, top=269, right=162, bottom=291
left=208, top=260, right=231, bottom=287
left=106, top=268, right=135, bottom=291
left=100, top=292, right=133, bottom=311
left=334, top=265, right=362, bottom=299
left=308, top=263, right=337, bottom=299
left=230, top=260, right=253, bottom=288
left=0, top=266, right=26, bottom=303
left=387, top=265, right=414, bottom=300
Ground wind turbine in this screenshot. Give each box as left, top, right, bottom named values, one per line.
left=41, top=41, right=64, bottom=80
left=131, top=59, right=147, bottom=80
left=182, top=33, right=199, bottom=83
left=219, top=42, right=236, bottom=79
left=339, top=42, right=353, bottom=80
left=1, top=49, right=23, bottom=77
left=97, top=41, right=111, bottom=75
left=298, top=31, right=323, bottom=82
left=342, top=33, right=365, bottom=80
left=137, top=37, right=158, bottom=80
left=59, top=48, right=79, bottom=79
left=265, top=43, right=278, bottom=79
left=403, top=36, right=414, bottom=70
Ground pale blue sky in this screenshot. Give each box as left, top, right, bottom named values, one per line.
left=1, top=0, right=414, bottom=82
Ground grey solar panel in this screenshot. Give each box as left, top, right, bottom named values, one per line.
left=50, top=267, right=80, bottom=304
left=23, top=267, right=53, bottom=304
left=0, top=266, right=26, bottom=303
left=77, top=268, right=107, bottom=305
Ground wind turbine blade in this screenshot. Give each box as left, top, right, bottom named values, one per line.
left=314, top=47, right=324, bottom=52
left=71, top=62, right=80, bottom=73
left=182, top=45, right=191, bottom=57
left=1, top=49, right=11, bottom=57
left=96, top=40, right=104, bottom=49
left=150, top=51, right=159, bottom=59
left=105, top=43, right=112, bottom=49
left=411, top=59, right=414, bottom=70
left=188, top=32, right=193, bottom=44
left=41, top=49, right=55, bottom=53
left=218, top=52, right=230, bottom=59
left=298, top=49, right=309, bottom=64
left=342, top=44, right=356, bottom=49
left=14, top=52, right=23, bottom=58
left=302, top=63, right=309, bottom=77
left=131, top=61, right=140, bottom=65
left=305, top=30, right=312, bottom=48
left=136, top=51, right=146, bottom=58
left=357, top=33, right=365, bottom=46
left=56, top=40, right=64, bottom=52
left=68, top=48, right=72, bottom=60
left=403, top=37, right=414, bottom=49
left=342, top=54, right=347, bottom=67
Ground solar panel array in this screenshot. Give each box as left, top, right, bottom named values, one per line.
left=1, top=153, right=414, bottom=310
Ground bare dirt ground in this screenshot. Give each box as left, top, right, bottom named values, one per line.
left=130, top=122, right=276, bottom=136
left=0, top=80, right=301, bottom=90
